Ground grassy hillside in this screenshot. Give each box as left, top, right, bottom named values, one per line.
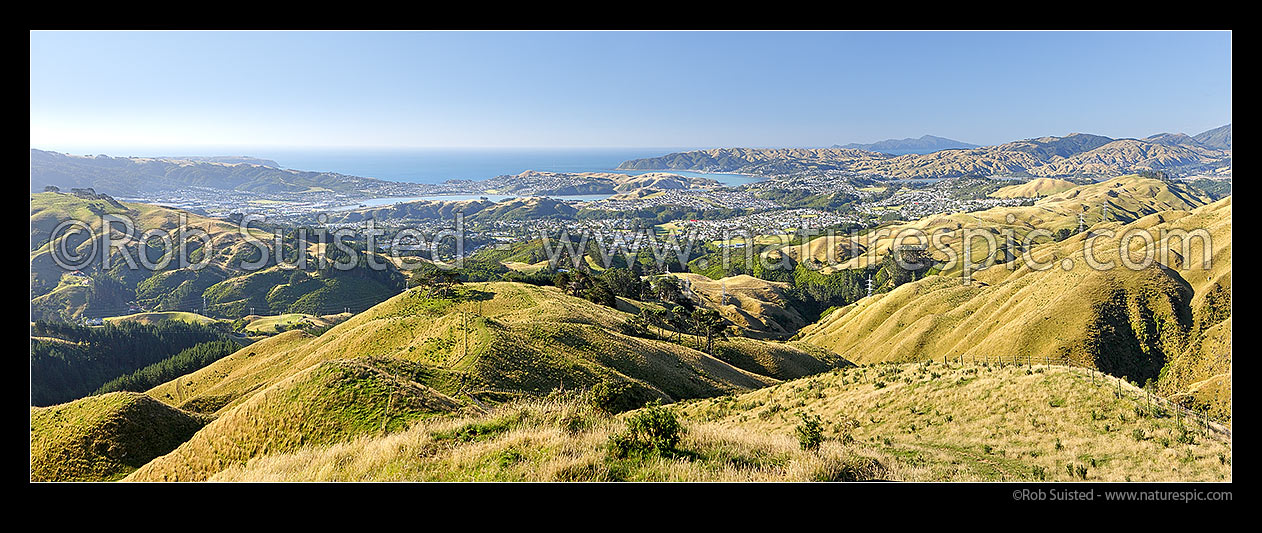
left=30, top=191, right=131, bottom=251
left=105, top=282, right=841, bottom=481
left=988, top=178, right=1079, bottom=198
left=207, top=391, right=893, bottom=482
left=126, top=359, right=461, bottom=481
left=145, top=282, right=847, bottom=418
left=103, top=311, right=221, bottom=326
left=619, top=134, right=1230, bottom=178
left=30, top=192, right=271, bottom=320
left=31, top=392, right=209, bottom=481
left=777, top=175, right=1212, bottom=273
left=207, top=362, right=1230, bottom=481
left=30, top=149, right=408, bottom=195
left=673, top=362, right=1230, bottom=481
left=202, top=265, right=402, bottom=317
left=242, top=313, right=346, bottom=335
left=671, top=273, right=807, bottom=338
left=798, top=197, right=1231, bottom=422
left=32, top=191, right=409, bottom=323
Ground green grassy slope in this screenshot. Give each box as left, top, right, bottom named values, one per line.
left=31, top=392, right=209, bottom=481
left=146, top=282, right=847, bottom=417
left=125, top=358, right=461, bottom=481
left=30, top=192, right=270, bottom=320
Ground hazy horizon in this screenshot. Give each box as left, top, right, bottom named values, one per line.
left=28, top=121, right=1233, bottom=160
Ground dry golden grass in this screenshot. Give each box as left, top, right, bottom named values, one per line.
left=775, top=175, right=1212, bottom=273
left=207, top=361, right=1229, bottom=482
left=209, top=393, right=908, bottom=482
left=671, top=273, right=806, bottom=338
left=797, top=197, right=1231, bottom=422
left=242, top=313, right=345, bottom=334
left=103, top=311, right=220, bottom=326
left=144, top=282, right=842, bottom=417
left=675, top=362, right=1231, bottom=482
left=989, top=178, right=1079, bottom=198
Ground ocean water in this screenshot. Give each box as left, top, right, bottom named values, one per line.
left=252, top=148, right=764, bottom=187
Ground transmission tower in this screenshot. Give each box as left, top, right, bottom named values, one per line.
left=866, top=275, right=874, bottom=298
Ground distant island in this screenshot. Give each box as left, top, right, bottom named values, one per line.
left=833, top=134, right=979, bottom=155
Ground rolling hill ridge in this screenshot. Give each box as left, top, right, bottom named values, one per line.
left=797, top=196, right=1231, bottom=421
left=620, top=126, right=1232, bottom=178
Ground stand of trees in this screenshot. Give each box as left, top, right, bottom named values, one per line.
left=409, top=265, right=463, bottom=298
left=93, top=340, right=239, bottom=395
left=30, top=320, right=233, bottom=406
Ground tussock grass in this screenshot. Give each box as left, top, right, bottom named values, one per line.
left=676, top=363, right=1231, bottom=481
left=143, top=362, right=1230, bottom=482
left=210, top=392, right=905, bottom=482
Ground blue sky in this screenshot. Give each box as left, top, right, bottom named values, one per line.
left=30, top=31, right=1231, bottom=151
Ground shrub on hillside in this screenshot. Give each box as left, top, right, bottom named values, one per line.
left=588, top=380, right=656, bottom=414
left=608, top=401, right=683, bottom=458
left=796, top=413, right=825, bottom=451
